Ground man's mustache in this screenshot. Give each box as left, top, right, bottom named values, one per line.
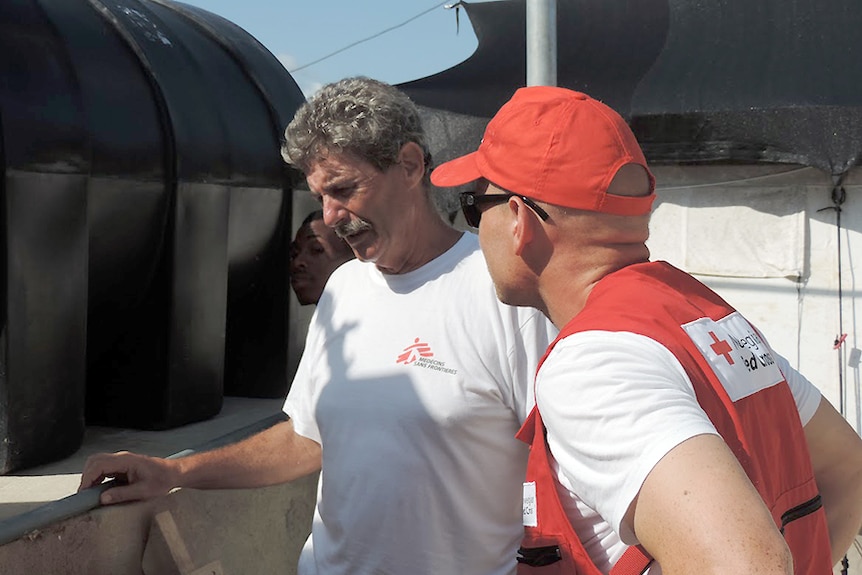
left=334, top=218, right=372, bottom=239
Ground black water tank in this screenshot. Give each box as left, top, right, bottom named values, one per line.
left=0, top=0, right=305, bottom=472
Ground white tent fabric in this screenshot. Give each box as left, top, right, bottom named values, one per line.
left=645, top=165, right=859, bottom=420
left=649, top=186, right=806, bottom=279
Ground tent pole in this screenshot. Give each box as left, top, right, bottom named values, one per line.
left=526, top=0, right=557, bottom=86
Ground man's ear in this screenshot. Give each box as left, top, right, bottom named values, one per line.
left=397, top=142, right=426, bottom=185
left=510, top=197, right=535, bottom=257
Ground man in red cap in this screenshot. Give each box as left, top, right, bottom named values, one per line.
left=432, top=86, right=862, bottom=575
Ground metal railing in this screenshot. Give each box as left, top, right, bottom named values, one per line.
left=0, top=412, right=287, bottom=547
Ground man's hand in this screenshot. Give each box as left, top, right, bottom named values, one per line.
left=78, top=420, right=322, bottom=504
left=78, top=451, right=179, bottom=505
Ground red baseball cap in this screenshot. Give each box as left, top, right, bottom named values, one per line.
left=431, top=87, right=656, bottom=216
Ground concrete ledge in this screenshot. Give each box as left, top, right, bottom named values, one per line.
left=0, top=474, right=317, bottom=574
left=0, top=398, right=287, bottom=521
left=0, top=397, right=316, bottom=573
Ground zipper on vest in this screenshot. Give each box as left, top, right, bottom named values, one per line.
left=779, top=494, right=822, bottom=534
left=517, top=545, right=562, bottom=567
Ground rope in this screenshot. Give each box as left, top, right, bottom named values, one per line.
left=656, top=166, right=814, bottom=191
left=818, top=175, right=849, bottom=575
left=290, top=1, right=451, bottom=73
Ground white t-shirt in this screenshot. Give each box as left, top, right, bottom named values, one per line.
left=537, top=330, right=822, bottom=575
left=284, top=232, right=556, bottom=575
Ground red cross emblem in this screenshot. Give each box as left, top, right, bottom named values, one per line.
left=708, top=331, right=734, bottom=365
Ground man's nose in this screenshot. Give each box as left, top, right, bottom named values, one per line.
left=290, top=253, right=307, bottom=272
left=321, top=196, right=347, bottom=227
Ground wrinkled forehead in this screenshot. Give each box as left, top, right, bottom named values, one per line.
left=292, top=222, right=318, bottom=245
left=306, top=146, right=370, bottom=173
left=307, top=219, right=351, bottom=254
left=305, top=149, right=380, bottom=191
left=308, top=219, right=336, bottom=239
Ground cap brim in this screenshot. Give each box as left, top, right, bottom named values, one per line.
left=430, top=152, right=483, bottom=187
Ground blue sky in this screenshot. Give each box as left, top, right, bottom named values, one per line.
left=178, top=0, right=484, bottom=96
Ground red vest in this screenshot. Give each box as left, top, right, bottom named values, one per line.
left=516, top=261, right=832, bottom=575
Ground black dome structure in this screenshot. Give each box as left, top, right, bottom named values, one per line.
left=0, top=0, right=304, bottom=472
left=400, top=0, right=862, bottom=178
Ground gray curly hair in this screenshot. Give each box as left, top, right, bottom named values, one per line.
left=281, top=77, right=432, bottom=178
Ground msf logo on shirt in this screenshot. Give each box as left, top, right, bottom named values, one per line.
left=396, top=338, right=434, bottom=365
left=395, top=338, right=459, bottom=375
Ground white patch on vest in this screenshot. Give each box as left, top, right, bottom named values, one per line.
left=523, top=482, right=538, bottom=527
left=682, top=312, right=784, bottom=402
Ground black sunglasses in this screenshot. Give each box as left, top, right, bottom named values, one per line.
left=459, top=191, right=550, bottom=228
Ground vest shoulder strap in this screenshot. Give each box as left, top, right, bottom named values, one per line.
left=610, top=544, right=653, bottom=575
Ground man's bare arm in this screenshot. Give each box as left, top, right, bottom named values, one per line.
left=803, top=397, right=862, bottom=564
left=78, top=419, right=321, bottom=505
left=628, top=434, right=793, bottom=575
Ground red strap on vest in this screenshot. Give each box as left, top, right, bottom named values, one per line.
left=610, top=545, right=653, bottom=575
